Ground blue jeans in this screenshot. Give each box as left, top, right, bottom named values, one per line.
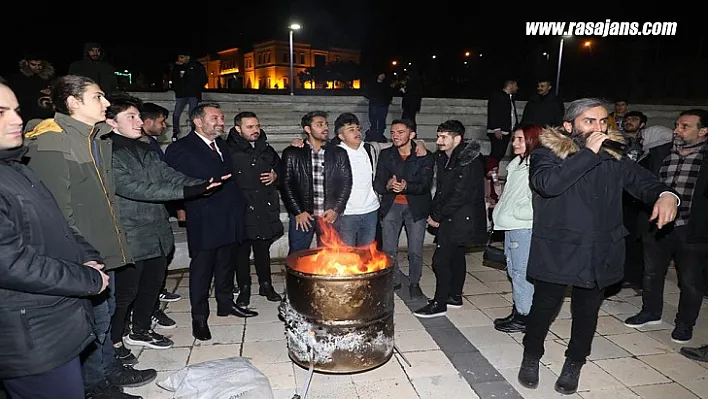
left=4, top=357, right=84, bottom=399
left=173, top=97, right=199, bottom=136
left=288, top=215, right=322, bottom=254
left=381, top=203, right=427, bottom=285
left=505, top=229, right=534, bottom=315
left=82, top=270, right=116, bottom=390
left=334, top=210, right=378, bottom=247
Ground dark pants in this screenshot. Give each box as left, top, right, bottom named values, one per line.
left=431, top=243, right=467, bottom=302
left=189, top=243, right=236, bottom=321
left=402, top=105, right=418, bottom=125
left=112, top=255, right=167, bottom=341
left=235, top=239, right=273, bottom=287
left=4, top=357, right=83, bottom=399
left=81, top=271, right=116, bottom=391
left=287, top=215, right=324, bottom=254
left=172, top=97, right=199, bottom=137
left=365, top=103, right=389, bottom=142
left=623, top=235, right=644, bottom=286
left=641, top=225, right=708, bottom=327
left=523, top=280, right=605, bottom=363
left=486, top=133, right=511, bottom=162
left=153, top=248, right=175, bottom=315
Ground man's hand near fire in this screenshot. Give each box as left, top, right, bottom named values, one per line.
left=295, top=211, right=314, bottom=231
left=322, top=209, right=338, bottom=223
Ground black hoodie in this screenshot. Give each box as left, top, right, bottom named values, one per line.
left=68, top=42, right=119, bottom=93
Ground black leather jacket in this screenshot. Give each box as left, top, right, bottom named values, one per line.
left=280, top=141, right=352, bottom=216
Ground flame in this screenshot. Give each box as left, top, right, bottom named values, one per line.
left=291, top=218, right=389, bottom=276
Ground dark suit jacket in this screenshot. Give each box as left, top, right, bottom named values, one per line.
left=487, top=90, right=517, bottom=133
left=164, top=131, right=246, bottom=254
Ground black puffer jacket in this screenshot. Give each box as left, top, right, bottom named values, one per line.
left=280, top=140, right=352, bottom=216
left=226, top=129, right=284, bottom=240
left=0, top=147, right=103, bottom=379
left=430, top=139, right=488, bottom=247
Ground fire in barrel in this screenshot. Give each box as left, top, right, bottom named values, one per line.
left=280, top=218, right=395, bottom=374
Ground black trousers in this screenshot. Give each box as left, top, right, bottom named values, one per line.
left=111, top=255, right=167, bottom=342
left=641, top=225, right=708, bottom=327
left=487, top=133, right=511, bottom=162
left=523, top=280, right=605, bottom=363
left=235, top=239, right=273, bottom=287
left=189, top=243, right=236, bottom=321
left=432, top=243, right=467, bottom=302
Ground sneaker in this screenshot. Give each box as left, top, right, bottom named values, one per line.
left=413, top=300, right=447, bottom=318
left=671, top=324, right=693, bottom=344
left=106, top=364, right=157, bottom=389
left=124, top=329, right=174, bottom=350
left=680, top=344, right=708, bottom=362
left=152, top=309, right=177, bottom=329
left=446, top=295, right=463, bottom=309
left=159, top=289, right=181, bottom=302
left=85, top=379, right=142, bottom=399
left=114, top=343, right=138, bottom=366
left=517, top=356, right=539, bottom=389
left=624, top=311, right=662, bottom=328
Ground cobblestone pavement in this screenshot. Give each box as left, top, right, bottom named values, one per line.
left=124, top=250, right=708, bottom=398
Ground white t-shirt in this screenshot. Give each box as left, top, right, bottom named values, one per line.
left=338, top=142, right=380, bottom=215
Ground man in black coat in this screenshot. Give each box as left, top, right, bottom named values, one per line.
left=520, top=78, right=565, bottom=128
left=164, top=102, right=257, bottom=342
left=0, top=83, right=109, bottom=398
left=225, top=111, right=284, bottom=307
left=517, top=98, right=679, bottom=395
left=280, top=111, right=352, bottom=253
left=486, top=79, right=519, bottom=162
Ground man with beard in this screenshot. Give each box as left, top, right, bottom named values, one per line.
left=69, top=42, right=119, bottom=94
left=164, top=103, right=256, bottom=342
left=374, top=119, right=434, bottom=297
left=624, top=109, right=708, bottom=346
left=225, top=111, right=283, bottom=307
left=518, top=98, right=679, bottom=395
left=6, top=53, right=55, bottom=121
left=520, top=78, right=565, bottom=128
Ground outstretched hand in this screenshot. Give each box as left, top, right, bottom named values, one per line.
left=206, top=174, right=232, bottom=190
left=650, top=193, right=678, bottom=229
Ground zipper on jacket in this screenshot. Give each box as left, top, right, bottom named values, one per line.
left=20, top=309, right=35, bottom=349
left=87, top=129, right=128, bottom=264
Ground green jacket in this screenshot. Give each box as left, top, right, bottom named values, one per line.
left=110, top=133, right=204, bottom=262
left=24, top=113, right=132, bottom=270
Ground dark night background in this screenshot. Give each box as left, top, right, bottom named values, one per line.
left=2, top=2, right=704, bottom=103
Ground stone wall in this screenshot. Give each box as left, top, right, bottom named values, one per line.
left=127, top=91, right=701, bottom=268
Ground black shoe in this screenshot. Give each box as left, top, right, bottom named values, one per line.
left=159, top=289, right=181, bottom=302
left=671, top=323, right=693, bottom=344
left=494, top=307, right=516, bottom=326
left=124, top=329, right=174, bottom=350
left=217, top=302, right=258, bottom=318
left=114, top=344, right=138, bottom=366
left=106, top=364, right=157, bottom=389
left=409, top=283, right=425, bottom=298
left=259, top=282, right=282, bottom=302
left=413, top=300, right=447, bottom=318
left=192, top=320, right=212, bottom=341
left=85, top=379, right=141, bottom=399
left=495, top=313, right=527, bottom=333
left=554, top=358, right=584, bottom=395
left=517, top=356, right=539, bottom=389
left=152, top=309, right=177, bottom=329
left=446, top=295, right=463, bottom=309
left=236, top=284, right=251, bottom=307
left=680, top=344, right=708, bottom=362
left=624, top=311, right=662, bottom=328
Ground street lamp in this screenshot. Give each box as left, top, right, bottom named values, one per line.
left=555, top=35, right=572, bottom=95
left=288, top=23, right=301, bottom=95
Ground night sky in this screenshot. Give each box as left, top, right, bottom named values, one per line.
left=2, top=2, right=703, bottom=100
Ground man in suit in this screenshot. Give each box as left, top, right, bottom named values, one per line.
left=486, top=79, right=519, bottom=162
left=164, top=102, right=257, bottom=342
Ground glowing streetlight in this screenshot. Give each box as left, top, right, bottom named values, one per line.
left=392, top=60, right=398, bottom=66
left=288, top=23, right=301, bottom=95
left=555, top=34, right=573, bottom=95
left=464, top=51, right=470, bottom=57
left=584, top=40, right=592, bottom=47
left=432, top=55, right=436, bottom=59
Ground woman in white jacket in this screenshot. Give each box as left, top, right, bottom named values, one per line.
left=491, top=124, right=543, bottom=333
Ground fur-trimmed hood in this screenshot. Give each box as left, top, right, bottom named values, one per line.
left=539, top=126, right=626, bottom=160
left=437, top=138, right=482, bottom=167
left=19, top=59, right=54, bottom=80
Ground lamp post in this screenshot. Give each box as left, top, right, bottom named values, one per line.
left=288, top=23, right=301, bottom=95
left=555, top=35, right=572, bottom=95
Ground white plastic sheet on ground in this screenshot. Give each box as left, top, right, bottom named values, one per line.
left=157, top=357, right=275, bottom=399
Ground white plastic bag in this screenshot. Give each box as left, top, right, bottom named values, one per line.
left=158, top=357, right=274, bottom=399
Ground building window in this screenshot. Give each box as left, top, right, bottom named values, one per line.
left=266, top=51, right=271, bottom=63
left=284, top=78, right=288, bottom=88
left=267, top=78, right=271, bottom=88
left=283, top=53, right=288, bottom=63
left=299, top=53, right=305, bottom=64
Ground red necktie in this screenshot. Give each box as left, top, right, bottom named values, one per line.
left=209, top=142, right=222, bottom=161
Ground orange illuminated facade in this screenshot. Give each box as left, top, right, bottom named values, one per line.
left=200, top=41, right=361, bottom=90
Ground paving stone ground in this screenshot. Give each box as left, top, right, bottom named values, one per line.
left=124, top=250, right=708, bottom=399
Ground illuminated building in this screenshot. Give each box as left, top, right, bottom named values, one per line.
left=199, top=41, right=361, bottom=90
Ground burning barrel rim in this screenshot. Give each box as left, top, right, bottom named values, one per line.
left=284, top=248, right=393, bottom=280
